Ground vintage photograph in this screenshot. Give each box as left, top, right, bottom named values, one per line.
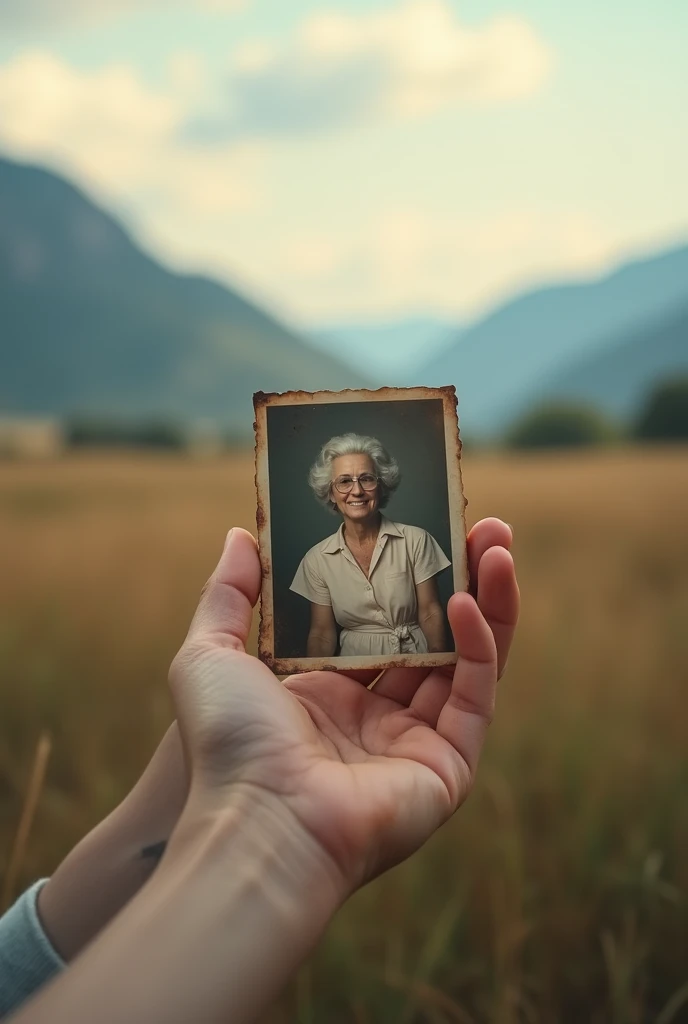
left=254, top=386, right=467, bottom=673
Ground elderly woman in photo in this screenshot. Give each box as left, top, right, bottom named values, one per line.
left=290, top=433, right=451, bottom=657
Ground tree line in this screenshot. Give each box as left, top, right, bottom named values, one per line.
left=506, top=377, right=688, bottom=449
left=40, top=376, right=688, bottom=452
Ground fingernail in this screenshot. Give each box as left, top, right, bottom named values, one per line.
left=223, top=528, right=235, bottom=551
left=506, top=523, right=514, bottom=535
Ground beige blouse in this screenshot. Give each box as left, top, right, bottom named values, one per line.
left=290, top=516, right=451, bottom=657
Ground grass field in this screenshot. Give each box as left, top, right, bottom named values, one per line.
left=1, top=447, right=687, bottom=1023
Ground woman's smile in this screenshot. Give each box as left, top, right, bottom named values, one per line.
left=330, top=454, right=380, bottom=523
left=344, top=495, right=374, bottom=514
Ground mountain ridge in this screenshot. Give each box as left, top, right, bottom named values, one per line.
left=2, top=154, right=686, bottom=438
left=0, top=154, right=368, bottom=434
left=533, top=296, right=688, bottom=417
left=416, top=240, right=688, bottom=434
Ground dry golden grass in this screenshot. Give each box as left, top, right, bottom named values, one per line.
left=1, top=446, right=687, bottom=1023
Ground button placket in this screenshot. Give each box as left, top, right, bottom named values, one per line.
left=368, top=533, right=388, bottom=579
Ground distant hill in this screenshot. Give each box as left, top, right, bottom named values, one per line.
left=416, top=244, right=688, bottom=436
left=310, top=316, right=462, bottom=379
left=0, top=156, right=367, bottom=435
left=534, top=298, right=688, bottom=418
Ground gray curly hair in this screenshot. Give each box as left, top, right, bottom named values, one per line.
left=309, top=433, right=401, bottom=513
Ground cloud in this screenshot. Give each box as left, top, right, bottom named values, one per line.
left=0, top=51, right=263, bottom=218
left=0, top=52, right=179, bottom=176
left=0, top=0, right=245, bottom=29
left=186, top=0, right=552, bottom=142
left=0, top=48, right=638, bottom=327
left=271, top=208, right=617, bottom=320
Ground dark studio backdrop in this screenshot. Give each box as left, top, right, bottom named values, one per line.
left=267, top=398, right=456, bottom=658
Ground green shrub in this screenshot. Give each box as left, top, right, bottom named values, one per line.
left=64, top=416, right=186, bottom=449
left=507, top=403, right=617, bottom=449
left=634, top=377, right=688, bottom=442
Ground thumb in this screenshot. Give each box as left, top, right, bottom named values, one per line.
left=185, top=528, right=261, bottom=652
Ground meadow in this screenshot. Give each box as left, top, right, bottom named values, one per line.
left=0, top=447, right=686, bottom=1023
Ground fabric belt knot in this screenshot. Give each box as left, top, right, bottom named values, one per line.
left=390, top=624, right=415, bottom=655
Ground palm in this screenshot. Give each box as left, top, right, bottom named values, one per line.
left=176, top=642, right=477, bottom=887
left=172, top=523, right=518, bottom=890
left=284, top=668, right=466, bottom=883
left=287, top=667, right=464, bottom=802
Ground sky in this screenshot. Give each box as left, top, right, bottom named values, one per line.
left=1, top=0, right=686, bottom=331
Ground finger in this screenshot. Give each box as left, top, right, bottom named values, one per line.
left=467, top=518, right=512, bottom=597
left=436, top=592, right=497, bottom=779
left=286, top=669, right=379, bottom=686
left=370, top=666, right=431, bottom=705
left=410, top=546, right=519, bottom=724
left=186, top=528, right=261, bottom=650
left=408, top=670, right=452, bottom=726
left=476, top=546, right=520, bottom=679
left=348, top=671, right=384, bottom=686
left=410, top=549, right=517, bottom=724
left=369, top=527, right=517, bottom=704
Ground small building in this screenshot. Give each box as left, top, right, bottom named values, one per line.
left=0, top=417, right=64, bottom=459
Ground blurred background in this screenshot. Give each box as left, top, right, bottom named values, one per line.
left=0, top=0, right=686, bottom=1020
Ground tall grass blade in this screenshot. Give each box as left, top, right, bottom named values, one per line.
left=655, top=981, right=688, bottom=1024
left=1, top=731, right=52, bottom=912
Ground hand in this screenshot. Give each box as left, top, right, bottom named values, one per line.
left=16, top=520, right=517, bottom=1024
left=169, top=519, right=518, bottom=894
left=36, top=519, right=515, bottom=960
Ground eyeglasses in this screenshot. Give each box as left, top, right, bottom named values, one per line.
left=333, top=473, right=379, bottom=494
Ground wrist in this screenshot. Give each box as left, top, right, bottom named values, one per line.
left=129, top=783, right=346, bottom=1024
left=21, top=783, right=346, bottom=1024
left=38, top=725, right=187, bottom=962
left=165, top=781, right=349, bottom=913
left=38, top=807, right=160, bottom=962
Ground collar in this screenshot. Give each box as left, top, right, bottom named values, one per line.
left=321, top=515, right=403, bottom=554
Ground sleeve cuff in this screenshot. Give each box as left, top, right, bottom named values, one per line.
left=0, top=880, right=65, bottom=1018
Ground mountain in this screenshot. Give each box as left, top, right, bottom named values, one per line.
left=310, top=316, right=462, bottom=379
left=534, top=298, right=688, bottom=418
left=0, top=155, right=367, bottom=434
left=416, top=244, right=688, bottom=435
